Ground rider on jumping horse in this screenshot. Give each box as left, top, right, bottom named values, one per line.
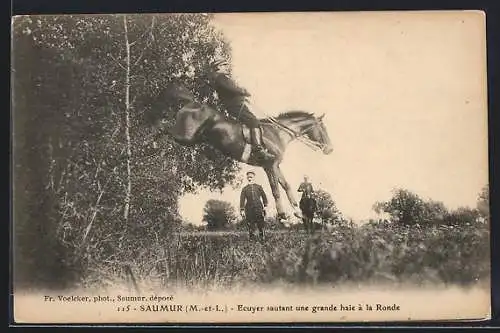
left=206, top=59, right=274, bottom=160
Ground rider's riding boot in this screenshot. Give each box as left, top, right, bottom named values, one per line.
left=251, top=127, right=273, bottom=160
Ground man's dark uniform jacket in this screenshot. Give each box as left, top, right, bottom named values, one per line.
left=240, top=183, right=268, bottom=218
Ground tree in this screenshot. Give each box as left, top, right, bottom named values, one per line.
left=442, top=207, right=480, bottom=225
left=477, top=184, right=489, bottom=222
left=202, top=200, right=237, bottom=231
left=11, top=13, right=240, bottom=289
left=373, top=188, right=448, bottom=226
left=422, top=199, right=448, bottom=224
left=180, top=221, right=199, bottom=232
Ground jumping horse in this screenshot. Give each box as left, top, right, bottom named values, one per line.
left=149, top=83, right=333, bottom=221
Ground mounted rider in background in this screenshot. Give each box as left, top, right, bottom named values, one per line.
left=298, top=175, right=315, bottom=199
left=206, top=59, right=273, bottom=160
left=298, top=175, right=317, bottom=215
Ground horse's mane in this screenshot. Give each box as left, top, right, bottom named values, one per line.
left=261, top=110, right=314, bottom=123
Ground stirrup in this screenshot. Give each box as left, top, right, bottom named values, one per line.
left=254, top=145, right=273, bottom=159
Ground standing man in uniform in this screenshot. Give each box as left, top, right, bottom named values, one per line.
left=206, top=59, right=274, bottom=160
left=240, top=170, right=268, bottom=241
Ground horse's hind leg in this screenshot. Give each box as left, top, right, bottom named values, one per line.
left=303, top=217, right=312, bottom=235
left=306, top=217, right=314, bottom=235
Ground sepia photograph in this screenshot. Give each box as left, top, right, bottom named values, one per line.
left=11, top=11, right=490, bottom=323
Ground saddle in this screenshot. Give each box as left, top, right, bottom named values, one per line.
left=240, top=124, right=267, bottom=162
left=240, top=117, right=273, bottom=144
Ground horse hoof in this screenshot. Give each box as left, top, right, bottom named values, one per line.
left=277, top=213, right=287, bottom=220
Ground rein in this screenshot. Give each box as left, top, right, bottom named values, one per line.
left=244, top=99, right=327, bottom=151
left=266, top=116, right=326, bottom=151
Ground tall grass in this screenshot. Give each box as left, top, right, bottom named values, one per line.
left=82, top=221, right=490, bottom=291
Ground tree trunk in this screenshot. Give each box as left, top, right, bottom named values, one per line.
left=123, top=15, right=132, bottom=222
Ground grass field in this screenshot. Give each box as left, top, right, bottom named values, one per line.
left=84, top=221, right=490, bottom=291
left=174, top=230, right=292, bottom=237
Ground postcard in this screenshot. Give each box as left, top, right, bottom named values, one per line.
left=11, top=10, right=490, bottom=323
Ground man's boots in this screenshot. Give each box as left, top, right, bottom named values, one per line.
left=251, top=127, right=273, bottom=160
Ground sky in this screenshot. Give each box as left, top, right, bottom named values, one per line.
left=178, top=11, right=488, bottom=224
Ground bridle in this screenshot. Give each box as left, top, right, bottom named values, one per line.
left=267, top=114, right=329, bottom=152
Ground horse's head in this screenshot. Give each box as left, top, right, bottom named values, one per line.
left=272, top=111, right=333, bottom=154
left=301, top=113, right=333, bottom=155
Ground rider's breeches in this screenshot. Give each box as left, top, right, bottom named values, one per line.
left=223, top=98, right=260, bottom=128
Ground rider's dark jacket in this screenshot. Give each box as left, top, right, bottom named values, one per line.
left=209, top=72, right=250, bottom=101
left=208, top=71, right=260, bottom=128
left=298, top=182, right=315, bottom=200
left=298, top=181, right=316, bottom=212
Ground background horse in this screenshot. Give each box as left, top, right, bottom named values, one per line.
left=150, top=83, right=333, bottom=220
left=299, top=195, right=317, bottom=234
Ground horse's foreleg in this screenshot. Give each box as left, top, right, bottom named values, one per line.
left=274, top=165, right=302, bottom=218
left=264, top=167, right=285, bottom=219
